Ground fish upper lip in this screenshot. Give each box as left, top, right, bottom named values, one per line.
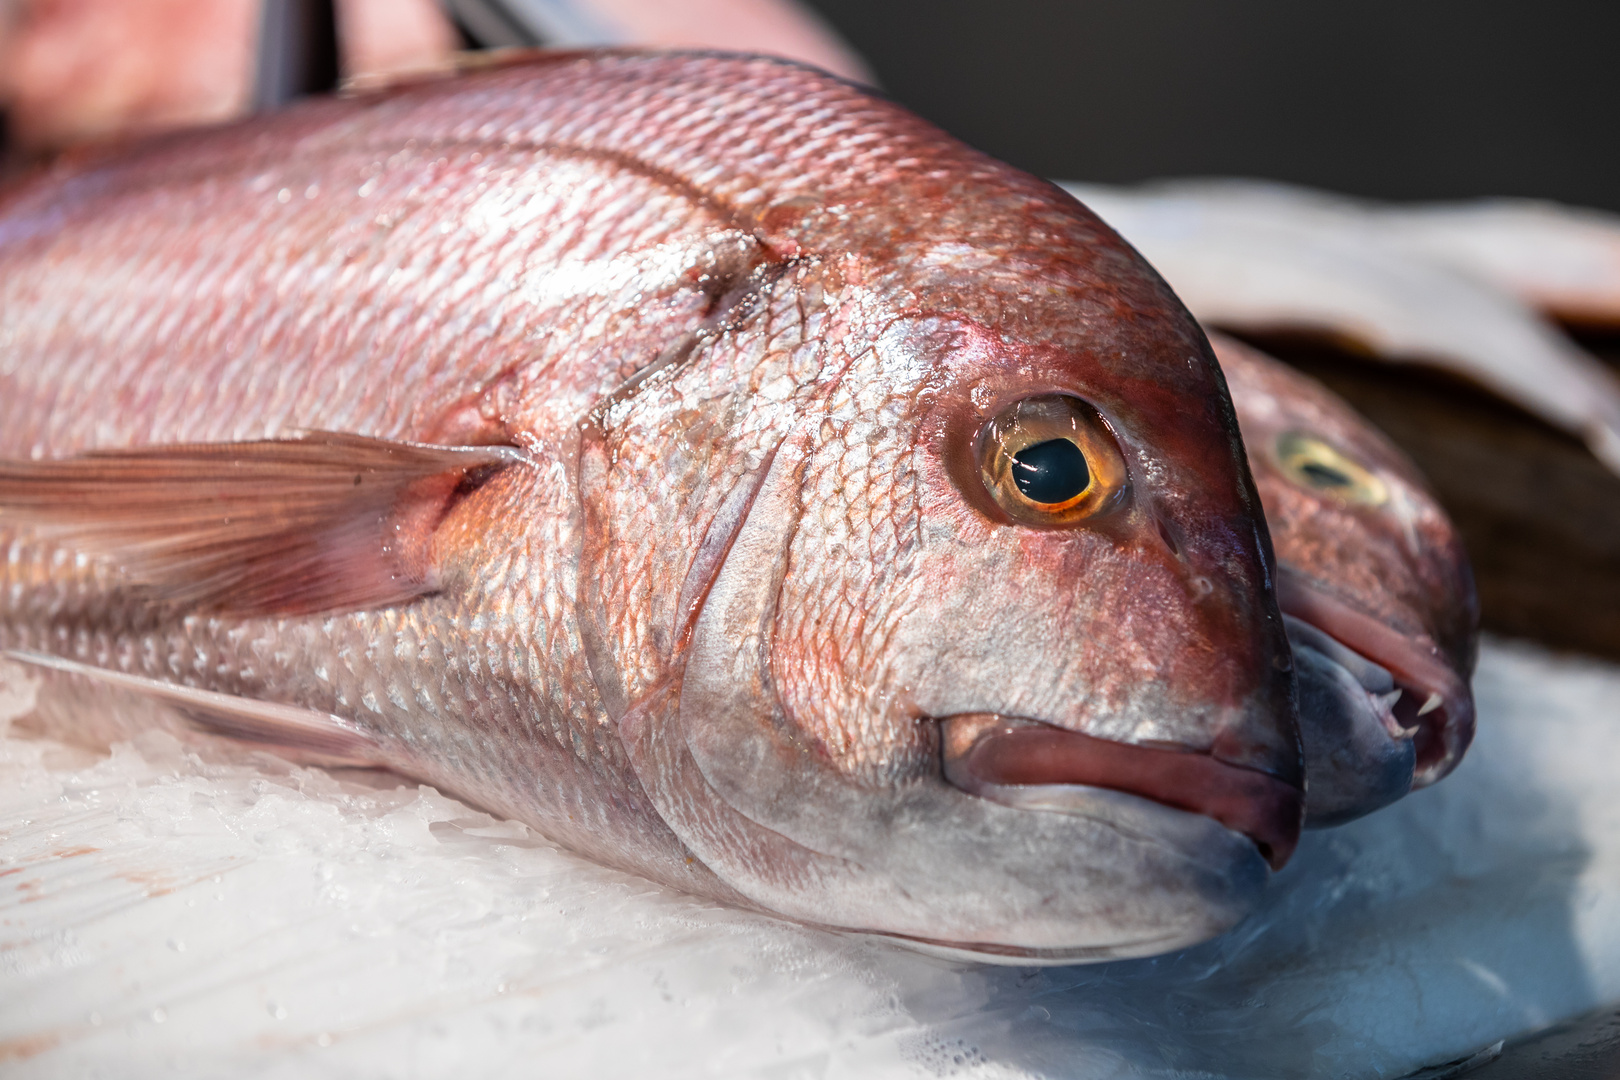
left=939, top=714, right=1303, bottom=869
left=1275, top=567, right=1474, bottom=787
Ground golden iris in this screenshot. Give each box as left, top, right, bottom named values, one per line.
left=978, top=395, right=1128, bottom=525
left=1274, top=431, right=1388, bottom=507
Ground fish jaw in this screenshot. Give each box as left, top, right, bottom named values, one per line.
left=1285, top=615, right=1418, bottom=826
left=640, top=680, right=1269, bottom=960
left=1277, top=568, right=1474, bottom=789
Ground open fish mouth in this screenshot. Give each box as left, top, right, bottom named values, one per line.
left=940, top=714, right=1304, bottom=869
left=1284, top=613, right=1417, bottom=826
left=1276, top=569, right=1474, bottom=791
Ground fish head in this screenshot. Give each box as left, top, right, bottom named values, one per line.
left=880, top=311, right=1304, bottom=847
left=633, top=182, right=1304, bottom=961
left=1211, top=332, right=1479, bottom=826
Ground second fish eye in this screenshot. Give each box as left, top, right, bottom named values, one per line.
left=1275, top=431, right=1388, bottom=507
left=978, top=395, right=1127, bottom=525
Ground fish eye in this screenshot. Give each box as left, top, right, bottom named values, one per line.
left=1275, top=432, right=1388, bottom=507
left=978, top=395, right=1128, bottom=525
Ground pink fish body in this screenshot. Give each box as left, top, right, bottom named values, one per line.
left=0, top=52, right=1301, bottom=961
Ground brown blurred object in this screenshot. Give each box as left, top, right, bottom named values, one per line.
left=0, top=0, right=258, bottom=152
left=335, top=0, right=455, bottom=81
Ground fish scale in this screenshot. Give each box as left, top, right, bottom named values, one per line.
left=579, top=259, right=833, bottom=718
left=775, top=349, right=931, bottom=782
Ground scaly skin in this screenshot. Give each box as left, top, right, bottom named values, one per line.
left=0, top=51, right=1298, bottom=957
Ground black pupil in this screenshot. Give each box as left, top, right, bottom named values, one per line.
left=1300, top=462, right=1352, bottom=488
left=1010, top=438, right=1090, bottom=504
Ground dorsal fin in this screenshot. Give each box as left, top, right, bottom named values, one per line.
left=6, top=650, right=387, bottom=766
left=0, top=431, right=523, bottom=616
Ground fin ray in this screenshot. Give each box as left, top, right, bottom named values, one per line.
left=0, top=431, right=522, bottom=616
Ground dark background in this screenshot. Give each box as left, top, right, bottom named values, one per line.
left=800, top=0, right=1620, bottom=212
left=10, top=1, right=1615, bottom=211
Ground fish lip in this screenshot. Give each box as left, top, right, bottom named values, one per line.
left=1286, top=626, right=1418, bottom=827
left=1275, top=567, right=1475, bottom=788
left=938, top=713, right=1303, bottom=869
left=1283, top=614, right=1407, bottom=737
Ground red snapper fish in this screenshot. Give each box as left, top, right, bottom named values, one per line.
left=0, top=51, right=1301, bottom=961
left=1212, top=333, right=1478, bottom=826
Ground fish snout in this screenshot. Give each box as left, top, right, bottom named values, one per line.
left=939, top=713, right=1304, bottom=869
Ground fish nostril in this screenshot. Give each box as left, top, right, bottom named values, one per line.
left=1156, top=517, right=1181, bottom=556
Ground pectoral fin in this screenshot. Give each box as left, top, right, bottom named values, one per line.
left=5, top=650, right=386, bottom=767
left=0, top=431, right=522, bottom=616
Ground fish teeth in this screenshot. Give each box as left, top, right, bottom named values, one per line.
left=1371, top=689, right=1422, bottom=739
left=1416, top=691, right=1444, bottom=717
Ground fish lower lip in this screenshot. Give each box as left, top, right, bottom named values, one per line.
left=1276, top=571, right=1474, bottom=787
left=1288, top=636, right=1417, bottom=826
left=939, top=715, right=1303, bottom=869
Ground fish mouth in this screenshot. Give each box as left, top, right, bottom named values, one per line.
left=1276, top=568, right=1474, bottom=788
left=1284, top=614, right=1416, bottom=826
left=940, top=714, right=1303, bottom=869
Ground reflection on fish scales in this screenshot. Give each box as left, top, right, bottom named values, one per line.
left=0, top=50, right=1474, bottom=962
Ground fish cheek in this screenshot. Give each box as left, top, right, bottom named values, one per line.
left=765, top=425, right=940, bottom=787
left=885, top=531, right=1217, bottom=740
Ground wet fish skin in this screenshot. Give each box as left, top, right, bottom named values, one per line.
left=1212, top=332, right=1478, bottom=822
left=0, top=52, right=1299, bottom=958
